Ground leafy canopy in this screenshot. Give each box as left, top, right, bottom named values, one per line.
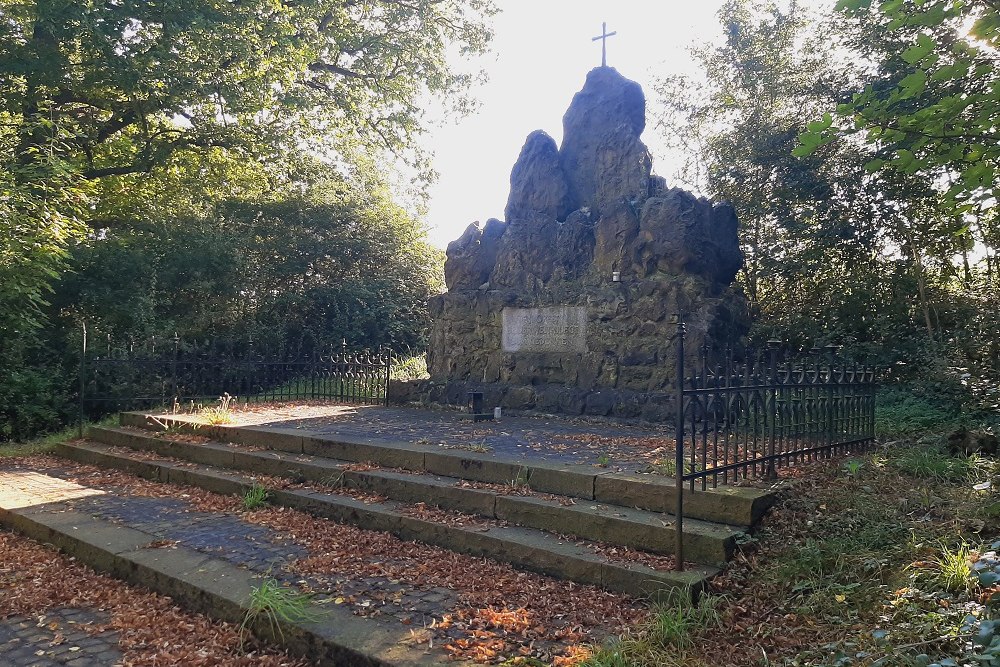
left=0, top=0, right=496, bottom=180
left=797, top=0, right=999, bottom=213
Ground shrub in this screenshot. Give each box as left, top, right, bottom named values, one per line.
left=876, top=387, right=962, bottom=438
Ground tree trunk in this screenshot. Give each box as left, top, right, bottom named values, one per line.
left=905, top=232, right=935, bottom=340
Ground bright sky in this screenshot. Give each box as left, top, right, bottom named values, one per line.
left=419, top=0, right=730, bottom=249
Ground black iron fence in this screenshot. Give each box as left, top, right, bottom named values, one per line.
left=78, top=325, right=392, bottom=432
left=671, top=322, right=877, bottom=570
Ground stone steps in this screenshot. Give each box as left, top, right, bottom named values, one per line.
left=0, top=463, right=468, bottom=666
left=119, top=412, right=775, bottom=527
left=56, top=439, right=717, bottom=598
left=87, top=425, right=742, bottom=564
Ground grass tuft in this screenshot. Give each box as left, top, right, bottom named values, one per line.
left=909, top=541, right=976, bottom=595
left=240, top=577, right=324, bottom=641
left=894, top=444, right=974, bottom=482
left=200, top=392, right=236, bottom=425
left=241, top=483, right=269, bottom=510
left=581, top=589, right=721, bottom=666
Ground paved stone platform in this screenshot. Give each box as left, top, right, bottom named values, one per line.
left=70, top=493, right=464, bottom=631
left=0, top=463, right=468, bottom=665
left=161, top=404, right=675, bottom=473
left=0, top=607, right=121, bottom=667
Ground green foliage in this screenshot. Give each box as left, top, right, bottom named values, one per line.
left=647, top=592, right=723, bottom=650
left=241, top=483, right=269, bottom=511
left=0, top=0, right=490, bottom=440
left=0, top=335, right=77, bottom=442
left=752, top=450, right=1000, bottom=667
left=661, top=0, right=1000, bottom=425
left=57, top=159, right=443, bottom=353
left=800, top=0, right=999, bottom=213
left=391, top=355, right=430, bottom=382
left=0, top=119, right=90, bottom=366
left=894, top=444, right=975, bottom=481
left=581, top=590, right=722, bottom=667
left=240, top=576, right=323, bottom=641
left=842, top=459, right=865, bottom=478
left=909, top=541, right=975, bottom=594
left=876, top=387, right=963, bottom=437
left=0, top=414, right=118, bottom=456
left=655, top=1, right=913, bottom=358
left=0, top=0, right=496, bottom=184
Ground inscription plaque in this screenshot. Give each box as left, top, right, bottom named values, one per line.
left=501, top=306, right=587, bottom=353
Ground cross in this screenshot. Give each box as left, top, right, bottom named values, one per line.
left=592, top=22, right=617, bottom=68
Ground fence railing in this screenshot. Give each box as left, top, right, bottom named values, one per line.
left=672, top=321, right=877, bottom=570
left=78, top=325, right=392, bottom=433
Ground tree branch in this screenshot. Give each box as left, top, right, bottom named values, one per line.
left=308, top=61, right=366, bottom=79
left=81, top=161, right=154, bottom=178
left=94, top=108, right=139, bottom=142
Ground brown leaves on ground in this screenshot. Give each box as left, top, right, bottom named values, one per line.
left=0, top=529, right=310, bottom=667
left=10, top=455, right=649, bottom=664
left=250, top=504, right=647, bottom=663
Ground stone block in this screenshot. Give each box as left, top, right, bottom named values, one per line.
left=344, top=470, right=498, bottom=517
left=423, top=451, right=523, bottom=485
left=600, top=562, right=711, bottom=598
left=301, top=435, right=425, bottom=470
left=594, top=474, right=671, bottom=513
left=583, top=390, right=616, bottom=416
left=227, top=426, right=303, bottom=453
left=526, top=464, right=595, bottom=499
left=164, top=466, right=245, bottom=497
left=504, top=385, right=536, bottom=410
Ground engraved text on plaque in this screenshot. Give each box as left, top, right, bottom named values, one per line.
left=501, top=306, right=587, bottom=353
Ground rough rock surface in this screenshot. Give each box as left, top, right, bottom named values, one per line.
left=505, top=130, right=574, bottom=222
left=425, top=67, right=748, bottom=420
left=444, top=218, right=506, bottom=290
left=560, top=67, right=651, bottom=215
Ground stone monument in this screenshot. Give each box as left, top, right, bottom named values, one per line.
left=425, top=66, right=747, bottom=420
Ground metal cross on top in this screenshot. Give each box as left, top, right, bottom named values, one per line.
left=592, top=22, right=617, bottom=67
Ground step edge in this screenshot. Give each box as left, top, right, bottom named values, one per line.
left=57, top=441, right=722, bottom=588
left=115, top=414, right=774, bottom=525
left=88, top=429, right=743, bottom=544
left=0, top=504, right=454, bottom=667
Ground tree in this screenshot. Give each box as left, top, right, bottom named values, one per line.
left=797, top=0, right=999, bottom=215
left=51, top=155, right=443, bottom=353
left=0, top=0, right=489, bottom=440
left=0, top=0, right=496, bottom=185
left=655, top=1, right=892, bottom=350
left=0, top=126, right=89, bottom=341
left=793, top=0, right=1000, bottom=393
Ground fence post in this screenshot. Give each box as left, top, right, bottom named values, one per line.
left=766, top=340, right=780, bottom=479
left=825, top=344, right=839, bottom=455
left=383, top=349, right=392, bottom=406
left=171, top=333, right=179, bottom=407
left=78, top=321, right=87, bottom=439
left=674, top=318, right=686, bottom=572
left=339, top=339, right=347, bottom=402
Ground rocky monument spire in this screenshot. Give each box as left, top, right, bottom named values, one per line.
left=427, top=67, right=747, bottom=420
